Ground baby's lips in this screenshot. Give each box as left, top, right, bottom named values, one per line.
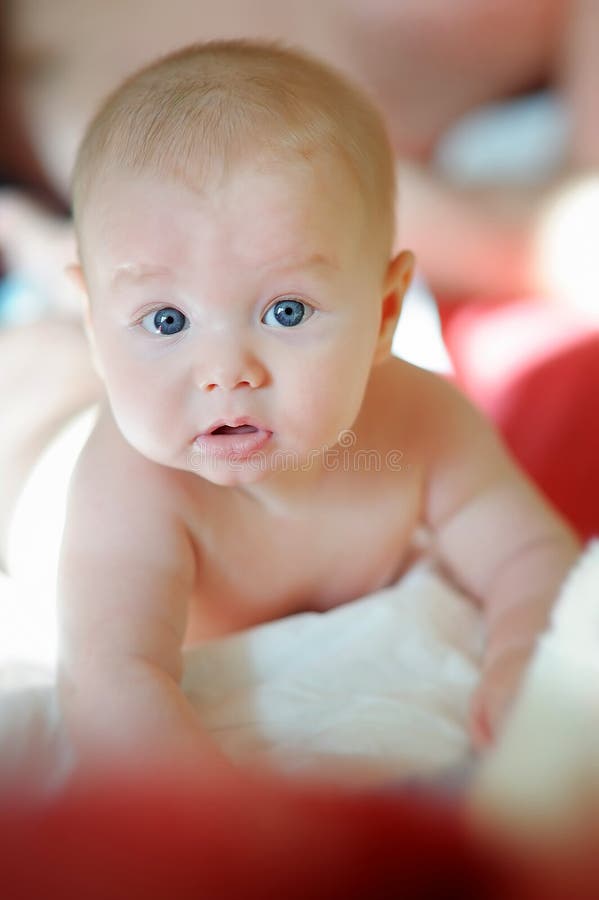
left=192, top=422, right=273, bottom=461
left=201, top=416, right=269, bottom=436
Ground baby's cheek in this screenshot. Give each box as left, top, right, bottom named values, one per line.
left=291, top=380, right=354, bottom=449
left=314, top=352, right=367, bottom=412
left=107, top=383, right=182, bottom=462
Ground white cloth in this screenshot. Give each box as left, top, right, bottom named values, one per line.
left=0, top=562, right=483, bottom=792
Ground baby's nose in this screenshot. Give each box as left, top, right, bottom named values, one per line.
left=195, top=348, right=268, bottom=393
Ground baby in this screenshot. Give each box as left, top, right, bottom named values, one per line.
left=59, top=39, right=580, bottom=765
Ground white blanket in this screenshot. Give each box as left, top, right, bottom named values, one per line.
left=0, top=562, right=482, bottom=791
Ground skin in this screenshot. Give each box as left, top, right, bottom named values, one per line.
left=57, top=155, right=580, bottom=767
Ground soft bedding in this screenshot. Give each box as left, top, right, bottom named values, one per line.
left=3, top=544, right=599, bottom=900
left=0, top=561, right=482, bottom=790
left=3, top=538, right=598, bottom=825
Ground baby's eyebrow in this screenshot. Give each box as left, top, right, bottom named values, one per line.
left=110, top=264, right=173, bottom=289
left=110, top=254, right=337, bottom=289
left=260, top=252, right=339, bottom=275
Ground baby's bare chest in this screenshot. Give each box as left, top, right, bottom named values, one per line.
left=184, top=466, right=423, bottom=642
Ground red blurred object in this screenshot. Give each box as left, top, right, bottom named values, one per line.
left=441, top=298, right=599, bottom=541
left=4, top=763, right=599, bottom=899
left=0, top=765, right=518, bottom=900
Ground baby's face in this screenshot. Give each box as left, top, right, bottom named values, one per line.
left=80, top=154, right=392, bottom=486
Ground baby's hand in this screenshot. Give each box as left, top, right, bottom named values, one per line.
left=469, top=644, right=535, bottom=750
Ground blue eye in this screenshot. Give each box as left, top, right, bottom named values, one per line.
left=141, top=307, right=187, bottom=335
left=262, top=298, right=313, bottom=328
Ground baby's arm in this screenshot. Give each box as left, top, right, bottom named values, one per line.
left=57, top=424, right=222, bottom=767
left=423, top=375, right=581, bottom=746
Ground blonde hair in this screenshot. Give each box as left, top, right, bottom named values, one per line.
left=71, top=39, right=396, bottom=264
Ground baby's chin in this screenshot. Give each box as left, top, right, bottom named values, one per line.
left=186, top=455, right=278, bottom=488
left=192, top=467, right=268, bottom=488
left=185, top=445, right=326, bottom=488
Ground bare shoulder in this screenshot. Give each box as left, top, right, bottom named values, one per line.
left=372, top=360, right=580, bottom=602
left=58, top=403, right=199, bottom=667
left=366, top=358, right=516, bottom=526
left=63, top=401, right=196, bottom=573
left=379, top=361, right=556, bottom=539
left=365, top=357, right=490, bottom=460
left=368, top=355, right=460, bottom=411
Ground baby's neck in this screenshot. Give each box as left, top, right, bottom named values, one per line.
left=231, top=458, right=331, bottom=519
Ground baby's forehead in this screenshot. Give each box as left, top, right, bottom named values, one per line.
left=81, top=153, right=367, bottom=260
left=78, top=169, right=378, bottom=294
left=72, top=41, right=396, bottom=275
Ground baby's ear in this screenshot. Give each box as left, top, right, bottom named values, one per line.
left=373, top=250, right=414, bottom=366
left=64, top=263, right=104, bottom=379
left=64, top=263, right=85, bottom=290
left=64, top=262, right=92, bottom=327
left=65, top=262, right=88, bottom=307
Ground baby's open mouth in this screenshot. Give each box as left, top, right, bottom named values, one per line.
left=194, top=420, right=271, bottom=459
left=210, top=424, right=258, bottom=435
